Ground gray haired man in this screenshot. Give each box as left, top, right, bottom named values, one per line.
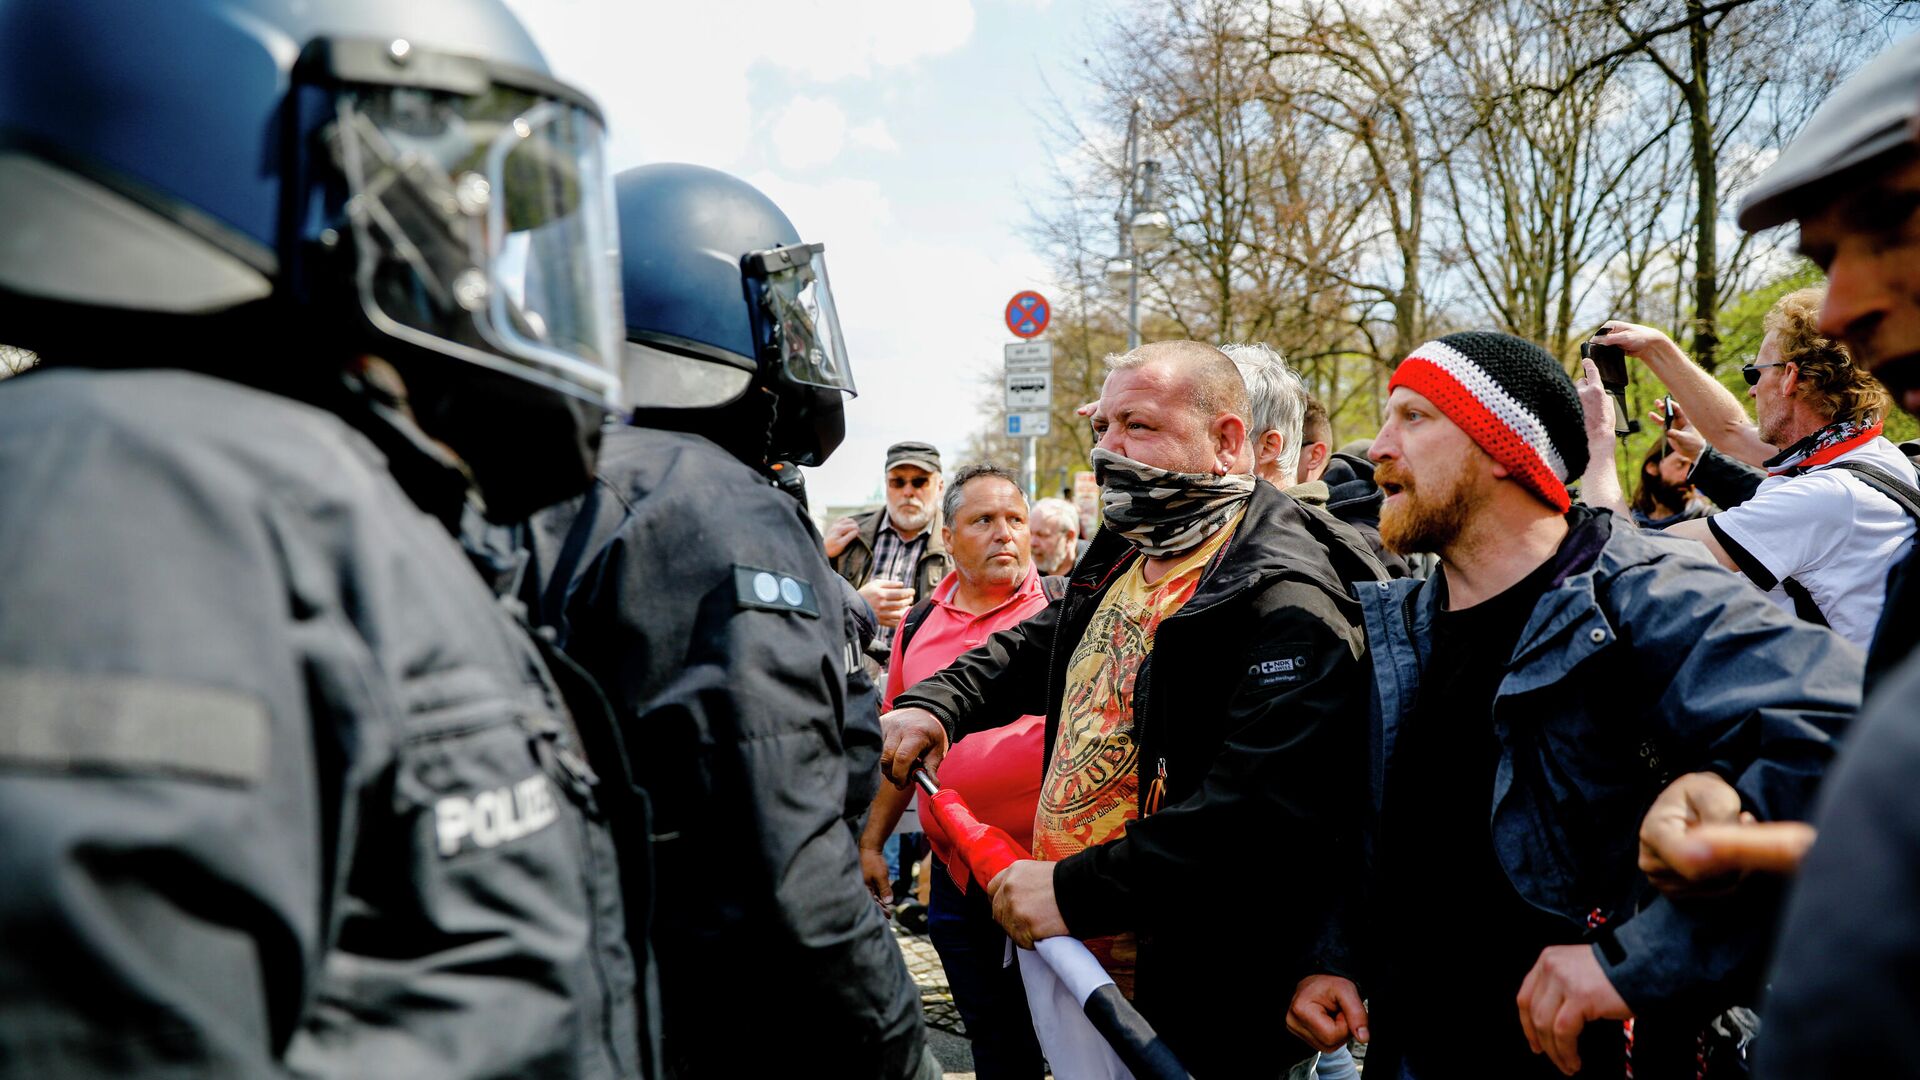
left=1225, top=342, right=1407, bottom=576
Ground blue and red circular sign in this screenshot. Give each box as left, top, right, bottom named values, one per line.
left=1005, top=290, right=1051, bottom=339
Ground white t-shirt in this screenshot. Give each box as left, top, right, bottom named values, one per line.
left=1711, top=436, right=1917, bottom=648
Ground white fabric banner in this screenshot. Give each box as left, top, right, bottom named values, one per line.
left=1014, top=936, right=1133, bottom=1080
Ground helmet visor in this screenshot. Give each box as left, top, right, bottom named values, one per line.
left=332, top=82, right=622, bottom=406
left=746, top=242, right=855, bottom=396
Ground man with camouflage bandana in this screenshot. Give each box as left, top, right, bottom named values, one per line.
left=876, top=340, right=1371, bottom=1075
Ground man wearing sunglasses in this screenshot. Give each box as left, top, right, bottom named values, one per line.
left=828, top=442, right=954, bottom=670
left=1596, top=291, right=1916, bottom=650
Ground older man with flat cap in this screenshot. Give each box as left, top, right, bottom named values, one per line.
left=1621, top=35, right=1920, bottom=1078
left=827, top=441, right=953, bottom=671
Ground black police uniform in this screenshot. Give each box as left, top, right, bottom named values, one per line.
left=0, top=368, right=638, bottom=1078
left=523, top=423, right=924, bottom=1079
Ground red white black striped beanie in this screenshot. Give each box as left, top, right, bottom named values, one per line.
left=1388, top=332, right=1589, bottom=513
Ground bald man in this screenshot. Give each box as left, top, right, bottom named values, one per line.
left=877, top=340, right=1370, bottom=1075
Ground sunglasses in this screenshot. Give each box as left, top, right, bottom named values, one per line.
left=1742, top=362, right=1787, bottom=386
left=888, top=476, right=933, bottom=490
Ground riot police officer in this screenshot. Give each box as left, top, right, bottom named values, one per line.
left=0, top=1, right=642, bottom=1075
left=521, top=163, right=932, bottom=1079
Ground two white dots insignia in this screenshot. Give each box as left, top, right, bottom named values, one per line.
left=753, top=571, right=806, bottom=609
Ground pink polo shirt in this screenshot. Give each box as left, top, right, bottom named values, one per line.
left=885, top=566, right=1050, bottom=858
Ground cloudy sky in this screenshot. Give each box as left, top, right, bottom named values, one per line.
left=504, top=0, right=1103, bottom=510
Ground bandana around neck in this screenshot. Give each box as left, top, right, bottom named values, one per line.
left=1091, top=447, right=1255, bottom=557
left=1764, top=416, right=1884, bottom=476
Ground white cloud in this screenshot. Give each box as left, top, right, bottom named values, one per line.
left=770, top=96, right=849, bottom=170
left=848, top=118, right=900, bottom=153
left=500, top=0, right=1051, bottom=509
left=505, top=0, right=975, bottom=170
left=747, top=173, right=1054, bottom=509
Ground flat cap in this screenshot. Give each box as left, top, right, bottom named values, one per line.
left=1739, top=34, right=1920, bottom=231
left=884, top=440, right=941, bottom=473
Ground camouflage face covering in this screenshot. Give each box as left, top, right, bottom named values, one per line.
left=1091, top=447, right=1255, bottom=557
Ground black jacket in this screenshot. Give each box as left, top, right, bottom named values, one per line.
left=1319, top=452, right=1415, bottom=577
left=1687, top=446, right=1766, bottom=510
left=0, top=368, right=638, bottom=1078
left=896, top=481, right=1369, bottom=1078
left=523, top=425, right=922, bottom=1080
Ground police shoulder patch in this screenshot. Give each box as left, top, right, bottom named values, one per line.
left=732, top=565, right=820, bottom=618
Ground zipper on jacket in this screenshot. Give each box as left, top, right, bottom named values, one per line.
left=1144, top=757, right=1168, bottom=816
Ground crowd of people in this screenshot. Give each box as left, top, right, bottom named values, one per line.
left=5, top=1, right=1920, bottom=1078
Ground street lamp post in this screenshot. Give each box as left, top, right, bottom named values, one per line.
left=1108, top=97, right=1172, bottom=351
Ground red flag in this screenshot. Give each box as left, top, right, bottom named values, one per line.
left=921, top=786, right=1029, bottom=892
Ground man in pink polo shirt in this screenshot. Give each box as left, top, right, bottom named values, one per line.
left=859, top=462, right=1057, bottom=1080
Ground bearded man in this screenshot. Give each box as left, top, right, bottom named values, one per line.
left=827, top=441, right=953, bottom=670
left=876, top=339, right=1370, bottom=1075
left=1630, top=442, right=1707, bottom=530
left=1285, top=332, right=1856, bottom=1079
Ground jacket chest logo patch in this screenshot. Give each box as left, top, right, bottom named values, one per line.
left=1246, top=651, right=1311, bottom=688
left=435, top=774, right=559, bottom=856
left=733, top=565, right=820, bottom=618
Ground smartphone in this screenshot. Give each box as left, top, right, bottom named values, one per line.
left=1581, top=337, right=1639, bottom=437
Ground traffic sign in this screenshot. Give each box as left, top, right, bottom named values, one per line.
left=1006, top=369, right=1052, bottom=409
left=1005, top=291, right=1051, bottom=339
left=1005, top=341, right=1052, bottom=365
left=1007, top=411, right=1051, bottom=437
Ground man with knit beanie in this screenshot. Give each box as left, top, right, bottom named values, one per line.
left=1288, top=332, right=1857, bottom=1078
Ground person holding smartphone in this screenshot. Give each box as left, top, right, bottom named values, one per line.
left=1601, top=292, right=1918, bottom=647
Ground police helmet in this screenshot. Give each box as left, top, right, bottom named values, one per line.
left=0, top=0, right=625, bottom=518
left=613, top=163, right=854, bottom=466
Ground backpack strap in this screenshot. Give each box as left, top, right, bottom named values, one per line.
left=1818, top=460, right=1920, bottom=524
left=896, top=596, right=936, bottom=657
left=1774, top=459, right=1920, bottom=629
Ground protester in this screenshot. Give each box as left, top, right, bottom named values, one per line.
left=1287, top=332, right=1856, bottom=1079
left=0, top=2, right=645, bottom=1074
left=1298, top=393, right=1335, bottom=483
left=827, top=442, right=953, bottom=667
left=1224, top=342, right=1309, bottom=487
left=1029, top=496, right=1083, bottom=576
left=1226, top=343, right=1406, bottom=580
left=877, top=339, right=1370, bottom=1076
left=1650, top=400, right=1767, bottom=511
left=1218, top=341, right=1370, bottom=1080
left=859, top=463, right=1056, bottom=1080
left=1630, top=442, right=1708, bottom=529
left=1631, top=35, right=1920, bottom=1076
left=523, top=164, right=929, bottom=1079
left=1596, top=292, right=1915, bottom=647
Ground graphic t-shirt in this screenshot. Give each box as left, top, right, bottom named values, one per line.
left=1032, top=511, right=1242, bottom=997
